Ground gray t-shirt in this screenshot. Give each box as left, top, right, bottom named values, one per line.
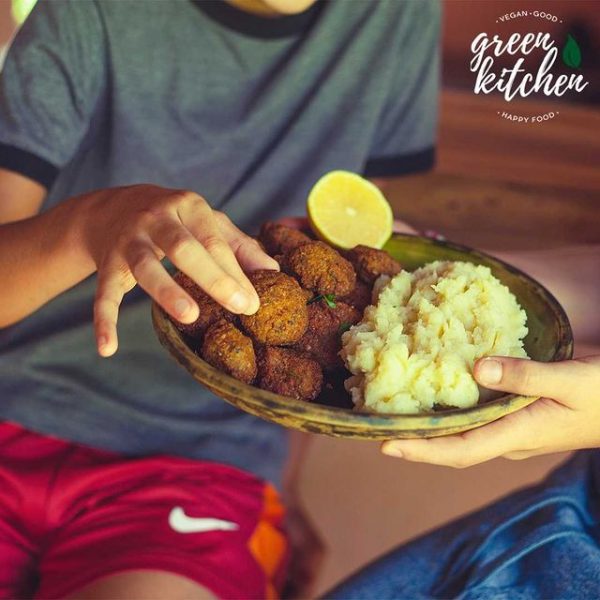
left=0, top=0, right=439, bottom=486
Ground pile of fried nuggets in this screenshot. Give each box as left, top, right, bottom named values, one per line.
left=170, top=222, right=403, bottom=403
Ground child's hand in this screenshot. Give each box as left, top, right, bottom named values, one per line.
left=381, top=355, right=600, bottom=467
left=78, top=184, right=278, bottom=356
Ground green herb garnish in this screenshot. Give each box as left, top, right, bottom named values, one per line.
left=308, top=293, right=337, bottom=308
left=323, top=294, right=337, bottom=308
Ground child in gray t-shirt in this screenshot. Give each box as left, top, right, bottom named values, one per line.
left=0, top=0, right=439, bottom=596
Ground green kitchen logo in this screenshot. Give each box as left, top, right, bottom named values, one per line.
left=470, top=10, right=589, bottom=123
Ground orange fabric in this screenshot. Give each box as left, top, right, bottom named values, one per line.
left=247, top=484, right=289, bottom=599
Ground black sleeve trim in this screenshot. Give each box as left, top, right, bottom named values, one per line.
left=364, top=147, right=435, bottom=178
left=0, top=143, right=59, bottom=189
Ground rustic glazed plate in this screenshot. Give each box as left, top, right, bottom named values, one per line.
left=152, top=234, right=573, bottom=440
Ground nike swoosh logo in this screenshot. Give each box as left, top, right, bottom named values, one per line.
left=168, top=506, right=239, bottom=534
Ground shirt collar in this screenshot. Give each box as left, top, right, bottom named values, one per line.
left=194, top=0, right=323, bottom=39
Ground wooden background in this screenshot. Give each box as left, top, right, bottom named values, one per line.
left=388, top=90, right=600, bottom=251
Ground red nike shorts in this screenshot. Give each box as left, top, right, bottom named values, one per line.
left=0, top=421, right=289, bottom=599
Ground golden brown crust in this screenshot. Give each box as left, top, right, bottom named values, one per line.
left=170, top=272, right=233, bottom=340
left=258, top=222, right=312, bottom=256
left=300, top=288, right=314, bottom=303
left=240, top=270, right=309, bottom=345
left=201, top=320, right=257, bottom=384
left=257, top=346, right=323, bottom=401
left=295, top=301, right=361, bottom=371
left=286, top=241, right=356, bottom=296
left=345, top=245, right=402, bottom=284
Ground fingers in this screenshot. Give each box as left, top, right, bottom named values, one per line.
left=177, top=203, right=261, bottom=313
left=94, top=259, right=138, bottom=357
left=151, top=211, right=259, bottom=315
left=474, top=356, right=585, bottom=405
left=216, top=212, right=279, bottom=273
left=95, top=245, right=200, bottom=357
left=94, top=269, right=126, bottom=358
left=381, top=398, right=566, bottom=467
left=124, top=238, right=200, bottom=321
left=380, top=425, right=513, bottom=468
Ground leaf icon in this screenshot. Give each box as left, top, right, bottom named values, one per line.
left=562, top=34, right=582, bottom=69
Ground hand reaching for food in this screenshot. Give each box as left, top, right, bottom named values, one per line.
left=382, top=354, right=600, bottom=467
left=77, top=184, right=278, bottom=356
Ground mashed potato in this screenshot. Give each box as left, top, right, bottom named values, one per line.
left=341, top=261, right=528, bottom=413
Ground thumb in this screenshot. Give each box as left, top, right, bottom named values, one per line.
left=474, top=356, right=582, bottom=403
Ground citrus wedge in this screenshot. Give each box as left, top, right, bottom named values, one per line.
left=307, top=170, right=393, bottom=249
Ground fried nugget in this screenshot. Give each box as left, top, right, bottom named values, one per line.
left=170, top=271, right=232, bottom=340
left=339, top=280, right=373, bottom=312
left=240, top=270, right=309, bottom=345
left=345, top=245, right=402, bottom=284
left=259, top=222, right=312, bottom=256
left=286, top=241, right=356, bottom=296
left=257, top=346, right=323, bottom=401
left=271, top=253, right=292, bottom=277
left=201, top=320, right=257, bottom=384
left=300, top=287, right=314, bottom=303
left=295, top=301, right=361, bottom=370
